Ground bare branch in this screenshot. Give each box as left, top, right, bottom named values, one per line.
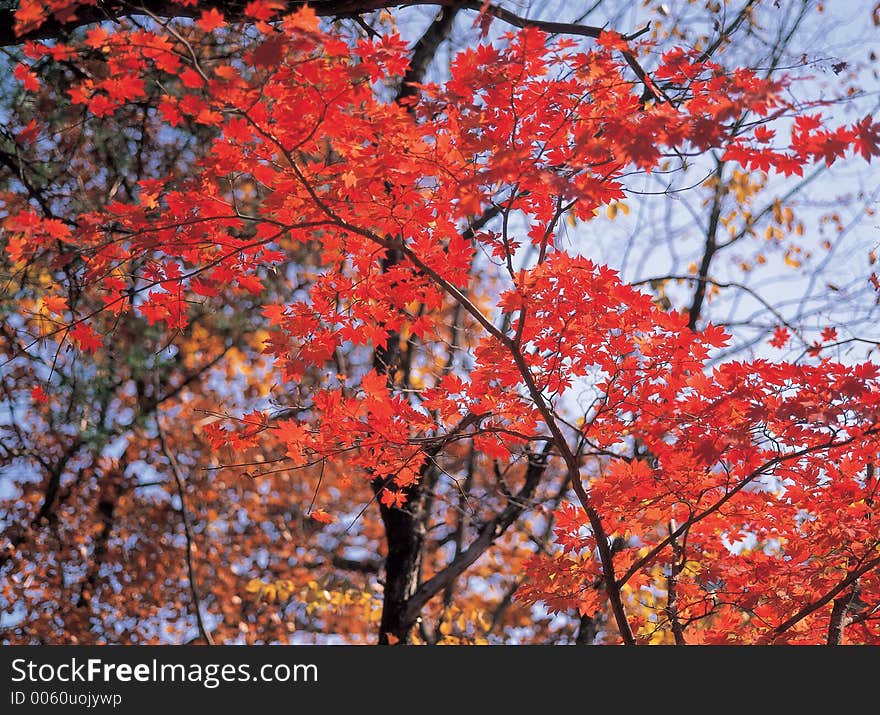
left=157, top=419, right=215, bottom=646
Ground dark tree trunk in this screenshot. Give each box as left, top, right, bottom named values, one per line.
left=575, top=614, right=596, bottom=645
left=370, top=243, right=425, bottom=644
left=368, top=6, right=458, bottom=645
left=374, top=483, right=427, bottom=643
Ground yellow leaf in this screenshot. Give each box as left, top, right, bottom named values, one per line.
left=682, top=560, right=702, bottom=576
left=478, top=612, right=491, bottom=631
left=277, top=583, right=291, bottom=601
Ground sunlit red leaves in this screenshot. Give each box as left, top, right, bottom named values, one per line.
left=308, top=509, right=335, bottom=525
left=13, top=0, right=46, bottom=34
left=13, top=63, right=39, bottom=92
left=69, top=322, right=102, bottom=353
left=821, top=326, right=838, bottom=343
left=518, top=545, right=606, bottom=619
left=244, top=0, right=284, bottom=22
left=285, top=5, right=320, bottom=32
left=5, top=2, right=880, bottom=646
left=14, top=0, right=96, bottom=36
left=523, top=350, right=880, bottom=641
left=725, top=112, right=877, bottom=174
left=276, top=419, right=310, bottom=465
left=770, top=326, right=790, bottom=349
left=380, top=489, right=408, bottom=509
left=42, top=294, right=67, bottom=315
left=700, top=322, right=731, bottom=348
left=179, top=67, right=206, bottom=89
left=853, top=116, right=880, bottom=162
left=3, top=211, right=72, bottom=264
left=139, top=291, right=187, bottom=330
left=197, top=8, right=226, bottom=32
left=512, top=258, right=880, bottom=640
left=596, top=30, right=631, bottom=53
left=753, top=125, right=776, bottom=143
left=655, top=47, right=705, bottom=82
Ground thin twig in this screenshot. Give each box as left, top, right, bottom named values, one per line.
left=157, top=419, right=215, bottom=645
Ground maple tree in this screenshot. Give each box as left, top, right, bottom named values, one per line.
left=2, top=0, right=880, bottom=645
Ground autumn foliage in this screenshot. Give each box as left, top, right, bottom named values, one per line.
left=3, top=1, right=880, bottom=645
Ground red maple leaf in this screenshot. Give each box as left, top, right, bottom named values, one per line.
left=196, top=8, right=225, bottom=32
left=69, top=322, right=102, bottom=353
left=309, top=509, right=335, bottom=525
left=853, top=116, right=880, bottom=162
left=769, top=326, right=790, bottom=349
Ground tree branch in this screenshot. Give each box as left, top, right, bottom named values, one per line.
left=826, top=594, right=850, bottom=646
left=157, top=419, right=215, bottom=645
left=665, top=520, right=687, bottom=645
left=402, top=442, right=551, bottom=625
left=0, top=0, right=612, bottom=47
left=687, top=158, right=724, bottom=330
left=618, top=427, right=880, bottom=587
left=769, top=553, right=880, bottom=644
